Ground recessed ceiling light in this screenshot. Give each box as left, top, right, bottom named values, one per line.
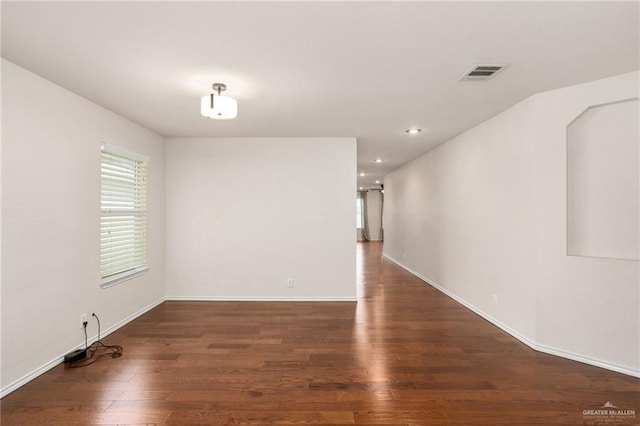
left=359, top=187, right=363, bottom=190
left=374, top=158, right=384, bottom=163
left=359, top=172, right=365, bottom=176
left=405, top=128, right=422, bottom=134
left=375, top=180, right=380, bottom=184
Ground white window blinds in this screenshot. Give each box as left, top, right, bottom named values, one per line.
left=100, top=144, right=149, bottom=287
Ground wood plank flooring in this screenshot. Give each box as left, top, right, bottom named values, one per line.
left=2, top=242, right=639, bottom=425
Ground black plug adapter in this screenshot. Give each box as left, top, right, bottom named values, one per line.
left=64, top=348, right=87, bottom=364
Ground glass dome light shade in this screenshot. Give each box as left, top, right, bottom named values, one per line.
left=200, top=93, right=238, bottom=120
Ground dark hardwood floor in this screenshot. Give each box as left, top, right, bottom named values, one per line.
left=2, top=242, right=638, bottom=425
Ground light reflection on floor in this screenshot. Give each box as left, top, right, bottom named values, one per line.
left=354, top=242, right=390, bottom=396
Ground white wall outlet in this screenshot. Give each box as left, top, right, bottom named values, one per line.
left=287, top=279, right=294, bottom=288
left=80, top=313, right=88, bottom=328
left=491, top=294, right=498, bottom=307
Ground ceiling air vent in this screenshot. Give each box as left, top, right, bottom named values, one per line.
left=459, top=64, right=508, bottom=81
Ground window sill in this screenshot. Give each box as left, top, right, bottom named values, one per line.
left=101, top=266, right=149, bottom=289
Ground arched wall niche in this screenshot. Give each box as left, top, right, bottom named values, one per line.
left=566, top=98, right=639, bottom=261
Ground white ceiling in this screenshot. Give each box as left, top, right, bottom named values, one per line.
left=2, top=1, right=638, bottom=188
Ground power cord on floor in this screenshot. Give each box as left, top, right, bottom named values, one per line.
left=67, top=313, right=123, bottom=368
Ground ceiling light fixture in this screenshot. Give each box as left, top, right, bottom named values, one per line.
left=201, top=83, right=238, bottom=120
left=405, top=128, right=422, bottom=134
left=374, top=158, right=384, bottom=163
left=375, top=180, right=380, bottom=184
left=359, top=172, right=365, bottom=176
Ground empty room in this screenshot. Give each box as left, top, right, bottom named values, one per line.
left=1, top=1, right=639, bottom=425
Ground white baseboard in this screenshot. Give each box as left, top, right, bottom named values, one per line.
left=5, top=265, right=637, bottom=400
left=534, top=343, right=640, bottom=378
left=383, top=253, right=537, bottom=349
left=0, top=297, right=166, bottom=398
left=165, top=295, right=357, bottom=302
left=1, top=295, right=355, bottom=397
left=0, top=354, right=66, bottom=400
left=382, top=252, right=640, bottom=379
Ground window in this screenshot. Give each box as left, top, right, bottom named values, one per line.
left=100, top=144, right=149, bottom=287
left=356, top=197, right=364, bottom=229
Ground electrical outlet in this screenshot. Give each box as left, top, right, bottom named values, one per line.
left=287, top=279, right=294, bottom=288
left=491, top=294, right=498, bottom=307
left=80, top=313, right=88, bottom=328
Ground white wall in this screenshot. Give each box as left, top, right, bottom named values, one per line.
left=533, top=72, right=639, bottom=374
left=384, top=71, right=639, bottom=376
left=1, top=59, right=166, bottom=394
left=165, top=137, right=356, bottom=301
